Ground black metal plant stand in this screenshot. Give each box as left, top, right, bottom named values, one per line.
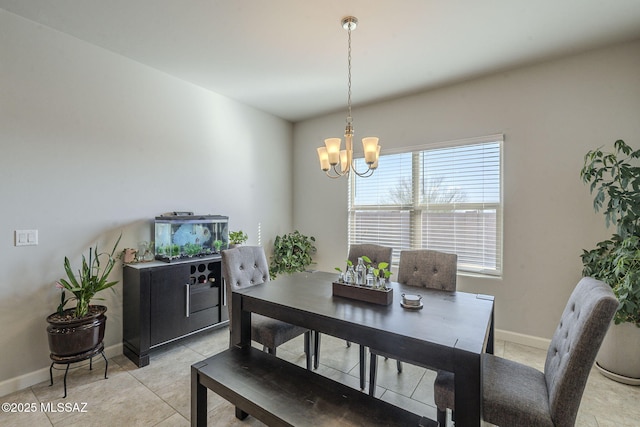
left=49, top=342, right=108, bottom=398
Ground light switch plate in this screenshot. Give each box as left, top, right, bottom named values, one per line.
left=15, top=229, right=38, bottom=246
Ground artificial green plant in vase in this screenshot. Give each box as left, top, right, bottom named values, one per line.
left=580, top=139, right=640, bottom=384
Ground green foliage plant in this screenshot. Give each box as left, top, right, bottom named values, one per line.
left=229, top=230, right=248, bottom=245
left=269, top=230, right=316, bottom=279
left=373, top=262, right=392, bottom=281
left=183, top=242, right=202, bottom=256
left=57, top=234, right=122, bottom=318
left=334, top=259, right=353, bottom=274
left=580, top=140, right=640, bottom=326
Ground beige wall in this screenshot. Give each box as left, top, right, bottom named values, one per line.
left=0, top=10, right=293, bottom=392
left=293, top=39, right=640, bottom=341
left=3, top=5, right=640, bottom=396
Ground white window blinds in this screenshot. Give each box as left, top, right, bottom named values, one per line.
left=348, top=135, right=503, bottom=276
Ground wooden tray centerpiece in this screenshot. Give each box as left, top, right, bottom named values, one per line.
left=332, top=281, right=393, bottom=306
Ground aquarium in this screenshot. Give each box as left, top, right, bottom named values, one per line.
left=154, top=214, right=229, bottom=262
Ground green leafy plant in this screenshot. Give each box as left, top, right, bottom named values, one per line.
left=270, top=231, right=316, bottom=279
left=334, top=259, right=353, bottom=273
left=56, top=234, right=122, bottom=318
left=213, top=239, right=223, bottom=252
left=229, top=230, right=248, bottom=245
left=183, top=242, right=202, bottom=256
left=373, top=262, right=393, bottom=280
left=580, top=139, right=640, bottom=325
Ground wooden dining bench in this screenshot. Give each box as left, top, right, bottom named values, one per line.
left=191, top=346, right=437, bottom=427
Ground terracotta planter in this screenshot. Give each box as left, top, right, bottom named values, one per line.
left=46, top=305, right=107, bottom=357
left=596, top=321, right=640, bottom=385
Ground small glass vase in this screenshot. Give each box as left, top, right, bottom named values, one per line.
left=345, top=266, right=356, bottom=284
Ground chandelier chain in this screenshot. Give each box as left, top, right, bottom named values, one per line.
left=346, top=23, right=352, bottom=126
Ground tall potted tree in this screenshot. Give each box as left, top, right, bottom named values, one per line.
left=580, top=139, right=640, bottom=385
left=47, top=235, right=121, bottom=357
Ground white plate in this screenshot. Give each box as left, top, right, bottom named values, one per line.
left=400, top=301, right=423, bottom=310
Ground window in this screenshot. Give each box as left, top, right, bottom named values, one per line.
left=348, top=135, right=503, bottom=277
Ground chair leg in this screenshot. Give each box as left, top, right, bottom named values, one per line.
left=437, top=409, right=447, bottom=427
left=313, top=331, right=321, bottom=370
left=346, top=340, right=351, bottom=347
left=359, top=345, right=366, bottom=390
left=267, top=346, right=276, bottom=355
left=397, top=360, right=403, bottom=373
left=304, top=331, right=312, bottom=370
left=368, top=353, right=378, bottom=397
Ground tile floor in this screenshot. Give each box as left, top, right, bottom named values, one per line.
left=1, top=327, right=639, bottom=426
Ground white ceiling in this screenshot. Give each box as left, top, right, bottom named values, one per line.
left=3, top=0, right=640, bottom=122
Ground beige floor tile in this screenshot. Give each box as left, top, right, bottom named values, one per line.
left=206, top=402, right=267, bottom=426
left=0, top=388, right=53, bottom=427
left=378, top=388, right=437, bottom=419
left=503, top=341, right=547, bottom=371
left=4, top=325, right=637, bottom=426
left=369, top=354, right=426, bottom=398
left=48, top=370, right=174, bottom=426
left=410, top=367, right=438, bottom=405
left=181, top=326, right=230, bottom=357
left=155, top=412, right=190, bottom=426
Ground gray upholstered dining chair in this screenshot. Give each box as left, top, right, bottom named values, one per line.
left=434, top=276, right=617, bottom=427
left=221, top=246, right=312, bottom=370
left=368, top=249, right=457, bottom=397
left=314, top=244, right=393, bottom=389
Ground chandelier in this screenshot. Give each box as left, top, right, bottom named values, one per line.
left=317, top=16, right=380, bottom=179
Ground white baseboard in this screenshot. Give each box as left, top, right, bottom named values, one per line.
left=0, top=343, right=122, bottom=398
left=495, top=329, right=550, bottom=350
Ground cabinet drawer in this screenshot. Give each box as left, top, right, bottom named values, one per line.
left=189, top=282, right=219, bottom=314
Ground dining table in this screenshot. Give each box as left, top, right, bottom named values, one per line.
left=230, top=270, right=494, bottom=427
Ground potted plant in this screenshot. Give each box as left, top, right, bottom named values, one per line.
left=580, top=139, right=640, bottom=384
left=228, top=230, right=248, bottom=248
left=269, top=230, right=316, bottom=279
left=47, top=235, right=121, bottom=357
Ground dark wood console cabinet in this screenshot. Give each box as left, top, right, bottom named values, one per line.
left=123, top=256, right=229, bottom=367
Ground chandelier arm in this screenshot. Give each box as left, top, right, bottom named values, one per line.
left=325, top=167, right=347, bottom=179
left=350, top=160, right=374, bottom=178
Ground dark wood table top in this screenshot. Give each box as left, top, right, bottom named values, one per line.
left=235, top=270, right=494, bottom=375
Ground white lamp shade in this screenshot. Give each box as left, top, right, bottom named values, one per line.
left=362, top=137, right=379, bottom=164
left=340, top=150, right=349, bottom=173
left=371, top=145, right=381, bottom=169
left=324, top=138, right=342, bottom=165
left=317, top=147, right=330, bottom=171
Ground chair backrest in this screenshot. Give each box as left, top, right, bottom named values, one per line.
left=221, top=246, right=270, bottom=332
left=397, top=249, right=457, bottom=291
left=544, top=277, right=617, bottom=426
left=347, top=244, right=393, bottom=269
